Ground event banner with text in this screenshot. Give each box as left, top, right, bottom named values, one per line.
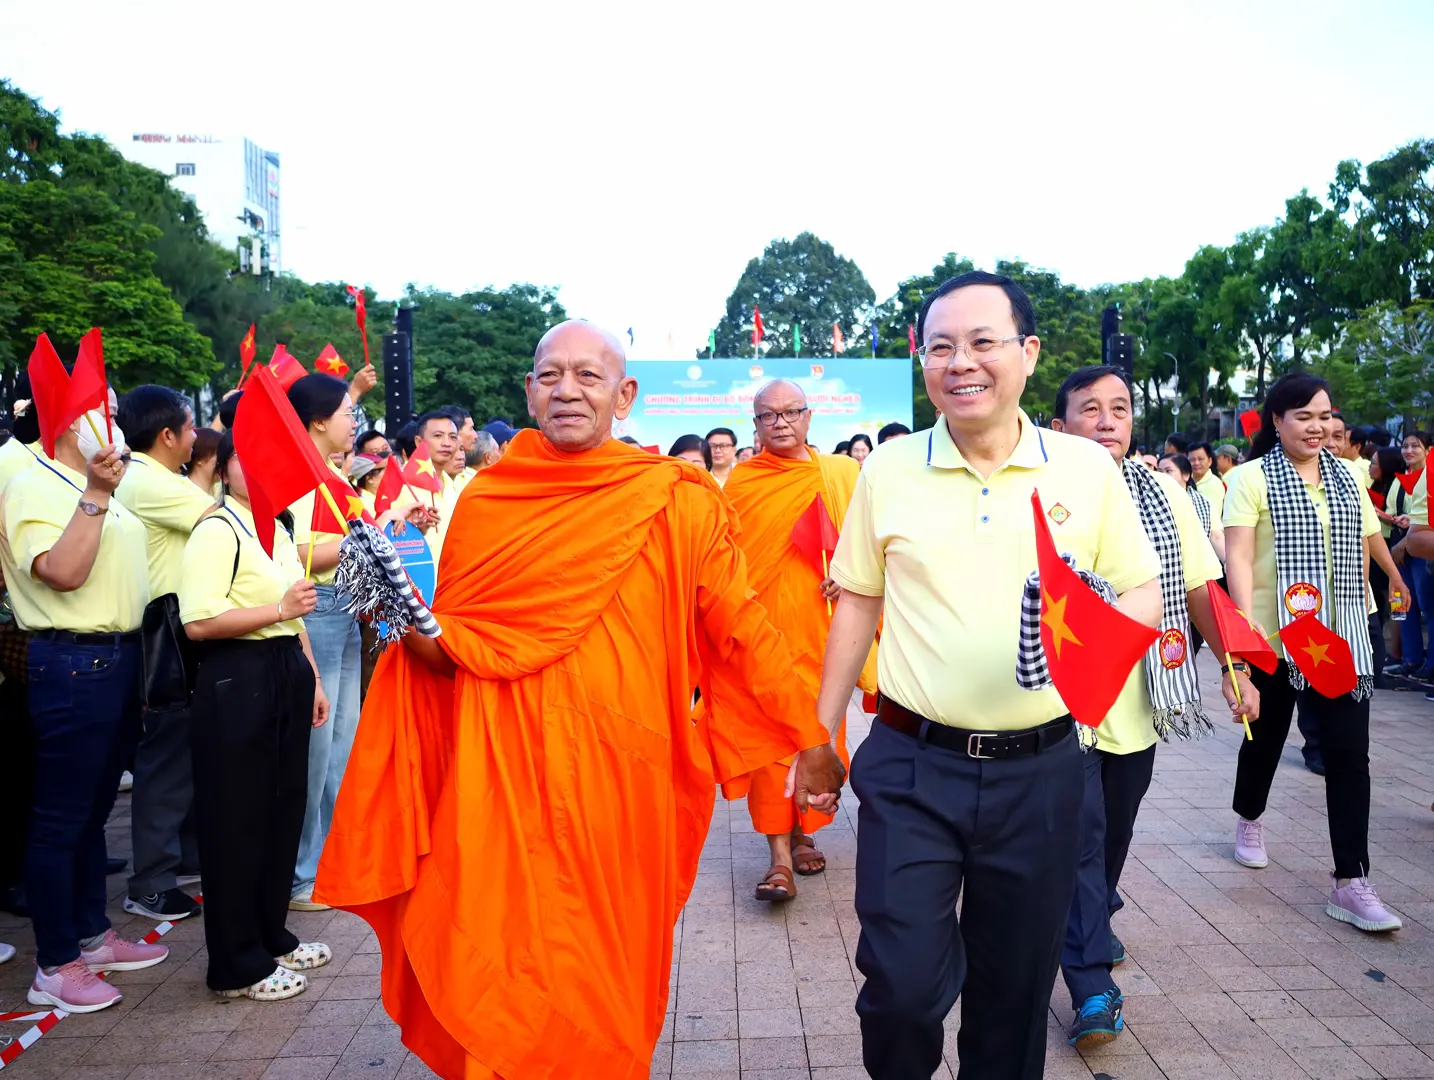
left=615, top=358, right=914, bottom=453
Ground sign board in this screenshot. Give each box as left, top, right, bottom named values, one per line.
left=384, top=523, right=436, bottom=606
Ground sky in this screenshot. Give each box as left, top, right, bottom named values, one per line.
left=3, top=0, right=1432, bottom=359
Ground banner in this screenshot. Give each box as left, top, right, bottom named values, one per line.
left=616, top=358, right=913, bottom=453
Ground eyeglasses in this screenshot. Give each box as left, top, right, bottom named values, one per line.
left=708, top=441, right=735, bottom=451
left=755, top=408, right=810, bottom=428
left=918, top=335, right=1024, bottom=368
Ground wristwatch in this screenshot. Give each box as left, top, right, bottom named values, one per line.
left=77, top=497, right=108, bottom=517
left=1221, top=660, right=1251, bottom=676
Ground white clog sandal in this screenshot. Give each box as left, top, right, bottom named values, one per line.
left=217, top=966, right=307, bottom=1001
left=275, top=942, right=332, bottom=971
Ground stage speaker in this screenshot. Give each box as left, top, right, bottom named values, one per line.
left=1108, top=333, right=1135, bottom=376
left=383, top=332, right=413, bottom=431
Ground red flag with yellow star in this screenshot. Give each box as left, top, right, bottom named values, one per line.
left=1031, top=490, right=1159, bottom=727
left=790, top=494, right=839, bottom=580
left=238, top=324, right=257, bottom=385
left=1278, top=613, right=1357, bottom=698
left=373, top=458, right=405, bottom=515
left=1207, top=580, right=1279, bottom=674
left=314, top=343, right=350, bottom=379
left=401, top=441, right=444, bottom=494
left=312, top=474, right=373, bottom=534
left=268, top=346, right=307, bottom=391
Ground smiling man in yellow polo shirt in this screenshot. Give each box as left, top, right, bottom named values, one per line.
left=815, top=272, right=1163, bottom=1080
left=1049, top=365, right=1257, bottom=1049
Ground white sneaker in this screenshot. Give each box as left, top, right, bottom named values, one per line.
left=0, top=941, right=15, bottom=964
left=287, top=890, right=330, bottom=912
left=118, top=771, right=134, bottom=793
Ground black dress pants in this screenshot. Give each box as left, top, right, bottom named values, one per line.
left=851, top=717, right=1083, bottom=1080
left=1232, top=661, right=1371, bottom=879
left=191, top=636, right=314, bottom=991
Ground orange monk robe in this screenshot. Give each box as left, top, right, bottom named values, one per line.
left=314, top=431, right=830, bottom=1080
left=717, top=449, right=878, bottom=836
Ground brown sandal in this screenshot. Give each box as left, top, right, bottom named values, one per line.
left=792, top=836, right=826, bottom=875
left=755, top=865, right=795, bottom=902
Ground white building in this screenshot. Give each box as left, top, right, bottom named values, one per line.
left=120, top=133, right=281, bottom=273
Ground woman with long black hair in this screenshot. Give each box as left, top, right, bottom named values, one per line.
left=180, top=432, right=332, bottom=999
left=1222, top=373, right=1402, bottom=932
left=1157, top=452, right=1225, bottom=562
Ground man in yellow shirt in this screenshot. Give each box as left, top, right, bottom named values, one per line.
left=114, top=386, right=219, bottom=924
left=440, top=406, right=478, bottom=495
left=1188, top=442, right=1227, bottom=522
left=815, top=272, right=1163, bottom=1080
left=1050, top=366, right=1257, bottom=1048
left=409, top=412, right=461, bottom=561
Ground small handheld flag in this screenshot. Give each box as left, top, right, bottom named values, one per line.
left=1278, top=612, right=1358, bottom=699
left=311, top=474, right=370, bottom=534
left=346, top=285, right=372, bottom=371
left=268, top=346, right=307, bottom=391
left=27, top=330, right=112, bottom=458
left=238, top=324, right=257, bottom=387
left=71, top=329, right=112, bottom=444
left=373, top=458, right=405, bottom=515
left=790, top=494, right=840, bottom=616
left=908, top=324, right=917, bottom=357
left=1239, top=409, right=1261, bottom=439
left=1396, top=470, right=1422, bottom=496
left=1205, top=579, right=1278, bottom=740
left=402, top=442, right=444, bottom=495
left=752, top=307, right=765, bottom=347
left=314, top=344, right=350, bottom=379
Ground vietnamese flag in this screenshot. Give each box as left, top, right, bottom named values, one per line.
left=1369, top=488, right=1386, bottom=510
left=402, top=441, right=444, bottom=495
left=70, top=328, right=111, bottom=443
left=314, top=343, right=350, bottom=379
left=238, top=324, right=257, bottom=385
left=312, top=474, right=373, bottom=534
left=268, top=346, right=307, bottom=391
left=1206, top=579, right=1280, bottom=674
left=1239, top=409, right=1261, bottom=439
left=790, top=494, right=839, bottom=580
left=1396, top=469, right=1422, bottom=496
left=752, top=305, right=765, bottom=346
left=1278, top=613, right=1358, bottom=699
left=642, top=444, right=661, bottom=455
left=27, top=335, right=73, bottom=459
left=1031, top=490, right=1159, bottom=727
left=233, top=367, right=333, bottom=557
left=373, top=458, right=405, bottom=515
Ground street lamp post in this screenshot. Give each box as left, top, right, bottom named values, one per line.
left=1163, top=352, right=1180, bottom=429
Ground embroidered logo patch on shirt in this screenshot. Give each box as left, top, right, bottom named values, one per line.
left=1047, top=503, right=1071, bottom=525
left=1159, top=627, right=1188, bottom=669
left=1284, top=582, right=1322, bottom=617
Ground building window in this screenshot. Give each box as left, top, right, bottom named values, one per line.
left=176, top=163, right=196, bottom=176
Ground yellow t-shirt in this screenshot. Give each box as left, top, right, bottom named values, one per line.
left=1194, top=468, right=1226, bottom=525
left=359, top=488, right=377, bottom=517
left=1222, top=457, right=1379, bottom=662
left=1099, top=470, right=1224, bottom=755
left=115, top=451, right=219, bottom=598
left=179, top=501, right=307, bottom=640
left=1349, top=455, right=1373, bottom=489
left=289, top=460, right=349, bottom=586
left=0, top=457, right=150, bottom=632
left=832, top=413, right=1162, bottom=732
left=402, top=475, right=455, bottom=561
left=1409, top=469, right=1428, bottom=528
left=0, top=438, right=40, bottom=497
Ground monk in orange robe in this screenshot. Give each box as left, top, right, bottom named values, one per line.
left=720, top=380, right=877, bottom=902
left=314, top=321, right=846, bottom=1080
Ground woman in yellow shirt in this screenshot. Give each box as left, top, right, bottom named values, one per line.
left=180, top=432, right=332, bottom=1000
left=283, top=374, right=362, bottom=911
left=1223, top=373, right=1401, bottom=933
left=0, top=407, right=168, bottom=1013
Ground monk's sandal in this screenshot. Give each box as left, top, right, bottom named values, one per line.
left=218, top=966, right=307, bottom=1001
left=275, top=942, right=332, bottom=971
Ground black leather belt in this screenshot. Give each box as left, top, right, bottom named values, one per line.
left=33, top=628, right=141, bottom=646
left=876, top=695, right=1073, bottom=760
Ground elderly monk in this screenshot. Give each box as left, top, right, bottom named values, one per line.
left=720, top=380, right=877, bottom=902
left=315, top=321, right=846, bottom=1080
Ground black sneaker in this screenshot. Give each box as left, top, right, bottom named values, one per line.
left=1110, top=932, right=1126, bottom=966
left=123, top=889, right=201, bottom=921
left=1069, top=987, right=1124, bottom=1048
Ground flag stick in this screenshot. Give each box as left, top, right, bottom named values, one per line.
left=316, top=484, right=352, bottom=537
left=101, top=390, right=114, bottom=444
left=84, top=412, right=108, bottom=447
left=304, top=538, right=315, bottom=581
left=1226, top=649, right=1252, bottom=741
left=821, top=550, right=832, bottom=618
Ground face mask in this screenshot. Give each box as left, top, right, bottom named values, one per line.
left=76, top=410, right=127, bottom=461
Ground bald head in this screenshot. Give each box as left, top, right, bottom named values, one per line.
left=753, top=379, right=811, bottom=459
left=526, top=320, right=638, bottom=453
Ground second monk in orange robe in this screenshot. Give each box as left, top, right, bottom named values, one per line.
left=314, top=322, right=847, bottom=1080
left=720, top=379, right=878, bottom=901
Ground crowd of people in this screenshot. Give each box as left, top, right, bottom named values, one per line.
left=0, top=271, right=1429, bottom=1080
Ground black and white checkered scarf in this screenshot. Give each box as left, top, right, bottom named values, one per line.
left=336, top=521, right=441, bottom=649
left=1189, top=488, right=1213, bottom=537
left=1261, top=444, right=1373, bottom=700
left=1122, top=460, right=1211, bottom=740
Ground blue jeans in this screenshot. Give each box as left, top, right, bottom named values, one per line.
left=26, top=634, right=142, bottom=968
left=1399, top=557, right=1430, bottom=671
left=292, top=586, right=361, bottom=895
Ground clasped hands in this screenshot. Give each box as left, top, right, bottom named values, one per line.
left=783, top=742, right=846, bottom=815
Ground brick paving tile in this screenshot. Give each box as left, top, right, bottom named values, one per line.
left=2, top=663, right=1430, bottom=1078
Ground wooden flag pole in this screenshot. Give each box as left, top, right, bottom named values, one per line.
left=317, top=483, right=352, bottom=537
left=1226, top=649, right=1253, bottom=741
left=84, top=413, right=108, bottom=447
left=821, top=550, right=832, bottom=618
left=304, top=539, right=315, bottom=581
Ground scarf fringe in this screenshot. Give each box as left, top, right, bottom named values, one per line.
left=1286, top=670, right=1374, bottom=704
left=1077, top=723, right=1099, bottom=753
left=1152, top=702, right=1213, bottom=742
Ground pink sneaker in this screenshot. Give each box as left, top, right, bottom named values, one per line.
left=81, top=930, right=169, bottom=973
left=28, top=959, right=122, bottom=1013
left=1234, top=818, right=1268, bottom=868
left=1327, top=876, right=1402, bottom=932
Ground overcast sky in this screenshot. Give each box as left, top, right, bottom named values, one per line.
left=3, top=0, right=1431, bottom=357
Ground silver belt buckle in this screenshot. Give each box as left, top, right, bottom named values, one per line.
left=966, top=733, right=995, bottom=760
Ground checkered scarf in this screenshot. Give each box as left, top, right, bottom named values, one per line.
left=1122, top=460, right=1211, bottom=740
left=1262, top=445, right=1373, bottom=700
left=336, top=521, right=441, bottom=649
left=1189, top=488, right=1213, bottom=537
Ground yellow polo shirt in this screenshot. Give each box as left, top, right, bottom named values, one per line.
left=1100, top=470, right=1223, bottom=756
left=1222, top=457, right=1379, bottom=662
left=1194, top=468, right=1226, bottom=524
left=832, top=413, right=1161, bottom=731
left=180, top=501, right=307, bottom=640
left=115, top=451, right=219, bottom=597
left=1349, top=455, right=1373, bottom=489
left=1409, top=469, right=1427, bottom=527
left=0, top=438, right=40, bottom=497
left=289, top=460, right=349, bottom=586
left=0, top=457, right=149, bottom=632
left=402, top=474, right=454, bottom=561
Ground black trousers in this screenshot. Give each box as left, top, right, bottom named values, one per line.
left=1232, top=661, right=1371, bottom=879
left=191, top=636, right=313, bottom=991
left=851, top=718, right=1083, bottom=1080
left=1062, top=743, right=1156, bottom=1006
left=128, top=703, right=199, bottom=897
left=1297, top=614, right=1384, bottom=760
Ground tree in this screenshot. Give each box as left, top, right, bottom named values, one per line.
left=1259, top=191, right=1356, bottom=366
left=996, top=260, right=1102, bottom=423
left=1330, top=140, right=1434, bottom=310
left=1317, top=300, right=1433, bottom=430
left=711, top=233, right=875, bottom=360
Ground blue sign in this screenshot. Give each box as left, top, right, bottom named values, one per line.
left=617, top=357, right=913, bottom=454
left=385, top=523, right=436, bottom=606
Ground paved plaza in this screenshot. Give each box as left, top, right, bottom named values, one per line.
left=2, top=659, right=1432, bottom=1079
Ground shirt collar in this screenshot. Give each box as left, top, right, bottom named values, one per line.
left=926, top=410, right=1049, bottom=473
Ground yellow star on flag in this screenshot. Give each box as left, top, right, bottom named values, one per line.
left=416, top=459, right=435, bottom=476
left=1301, top=640, right=1330, bottom=667
left=1041, top=589, right=1084, bottom=659
left=346, top=494, right=366, bottom=519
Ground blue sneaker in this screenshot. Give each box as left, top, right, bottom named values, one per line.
left=1110, top=932, right=1126, bottom=966
left=1069, top=987, right=1124, bottom=1049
